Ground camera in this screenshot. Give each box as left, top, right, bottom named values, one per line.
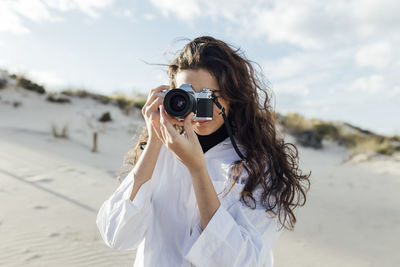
left=161, top=84, right=214, bottom=121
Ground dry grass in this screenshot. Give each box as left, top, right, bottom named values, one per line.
left=12, top=74, right=46, bottom=94
left=51, top=123, right=69, bottom=138
left=277, top=112, right=400, bottom=156
left=61, top=89, right=147, bottom=114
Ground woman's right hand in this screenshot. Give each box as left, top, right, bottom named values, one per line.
left=142, top=85, right=183, bottom=143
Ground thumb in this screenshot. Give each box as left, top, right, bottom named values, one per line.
left=183, top=112, right=195, bottom=138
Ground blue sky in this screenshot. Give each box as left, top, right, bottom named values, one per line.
left=0, top=0, right=399, bottom=136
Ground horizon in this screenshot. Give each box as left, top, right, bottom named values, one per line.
left=0, top=0, right=399, bottom=136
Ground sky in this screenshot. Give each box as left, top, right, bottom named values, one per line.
left=0, top=0, right=399, bottom=136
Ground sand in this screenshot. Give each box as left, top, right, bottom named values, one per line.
left=274, top=136, right=400, bottom=267
left=0, top=86, right=399, bottom=266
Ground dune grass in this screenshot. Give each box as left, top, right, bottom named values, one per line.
left=0, top=78, right=7, bottom=89
left=4, top=70, right=147, bottom=113
left=277, top=112, right=400, bottom=157
left=10, top=74, right=46, bottom=94
left=61, top=89, right=147, bottom=113
left=50, top=123, right=69, bottom=139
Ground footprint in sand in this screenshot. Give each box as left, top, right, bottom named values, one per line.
left=25, top=175, right=53, bottom=183
left=57, top=166, right=86, bottom=176
left=33, top=205, right=48, bottom=210
left=25, top=254, right=41, bottom=262
left=107, top=170, right=117, bottom=176
left=48, top=232, right=60, bottom=237
left=22, top=248, right=32, bottom=254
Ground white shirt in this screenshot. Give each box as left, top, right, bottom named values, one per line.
left=96, top=136, right=282, bottom=267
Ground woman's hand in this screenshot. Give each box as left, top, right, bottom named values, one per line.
left=153, top=105, right=206, bottom=174
left=141, top=85, right=184, bottom=143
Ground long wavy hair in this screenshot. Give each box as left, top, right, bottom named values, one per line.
left=118, top=36, right=311, bottom=231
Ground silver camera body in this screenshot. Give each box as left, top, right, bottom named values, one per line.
left=161, top=83, right=214, bottom=121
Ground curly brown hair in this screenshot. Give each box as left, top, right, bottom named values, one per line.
left=118, top=36, right=311, bottom=231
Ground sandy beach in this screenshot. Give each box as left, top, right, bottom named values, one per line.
left=274, top=136, right=400, bottom=267
left=1, top=86, right=399, bottom=266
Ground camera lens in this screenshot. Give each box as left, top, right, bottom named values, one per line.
left=164, top=88, right=196, bottom=119
left=170, top=95, right=186, bottom=112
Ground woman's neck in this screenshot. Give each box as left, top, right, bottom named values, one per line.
left=195, top=123, right=229, bottom=154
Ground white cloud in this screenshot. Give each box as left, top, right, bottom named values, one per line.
left=0, top=2, right=31, bottom=34
left=143, top=13, right=156, bottom=21
left=122, top=9, right=132, bottom=17
left=350, top=74, right=386, bottom=94
left=148, top=0, right=400, bottom=49
left=263, top=56, right=307, bottom=80
left=148, top=0, right=352, bottom=49
left=43, top=0, right=115, bottom=18
left=352, top=0, right=400, bottom=37
left=388, top=86, right=400, bottom=98
left=262, top=48, right=353, bottom=98
left=355, top=41, right=394, bottom=68
left=149, top=0, right=201, bottom=20
left=273, top=82, right=310, bottom=97
left=249, top=2, right=354, bottom=50
left=14, top=0, right=53, bottom=22
left=0, top=0, right=115, bottom=34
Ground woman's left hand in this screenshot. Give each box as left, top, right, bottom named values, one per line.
left=153, top=105, right=206, bottom=174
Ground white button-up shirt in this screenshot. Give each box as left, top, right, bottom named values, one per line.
left=96, top=137, right=282, bottom=267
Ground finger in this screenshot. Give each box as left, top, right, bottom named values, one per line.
left=146, top=85, right=169, bottom=105
left=183, top=112, right=195, bottom=139
left=159, top=106, right=170, bottom=143
left=151, top=120, right=164, bottom=143
left=150, top=84, right=170, bottom=96
left=159, top=117, right=169, bottom=143
left=160, top=105, right=178, bottom=138
left=164, top=111, right=184, bottom=126
left=146, top=97, right=163, bottom=115
left=145, top=98, right=163, bottom=130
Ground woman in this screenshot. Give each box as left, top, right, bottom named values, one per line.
left=96, top=36, right=311, bottom=267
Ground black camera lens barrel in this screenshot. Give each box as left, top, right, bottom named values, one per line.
left=163, top=88, right=196, bottom=118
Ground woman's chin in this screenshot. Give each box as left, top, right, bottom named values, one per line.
left=191, top=120, right=224, bottom=136
left=192, top=124, right=213, bottom=136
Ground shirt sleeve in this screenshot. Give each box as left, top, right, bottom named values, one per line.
left=96, top=145, right=165, bottom=250
left=183, top=181, right=282, bottom=267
